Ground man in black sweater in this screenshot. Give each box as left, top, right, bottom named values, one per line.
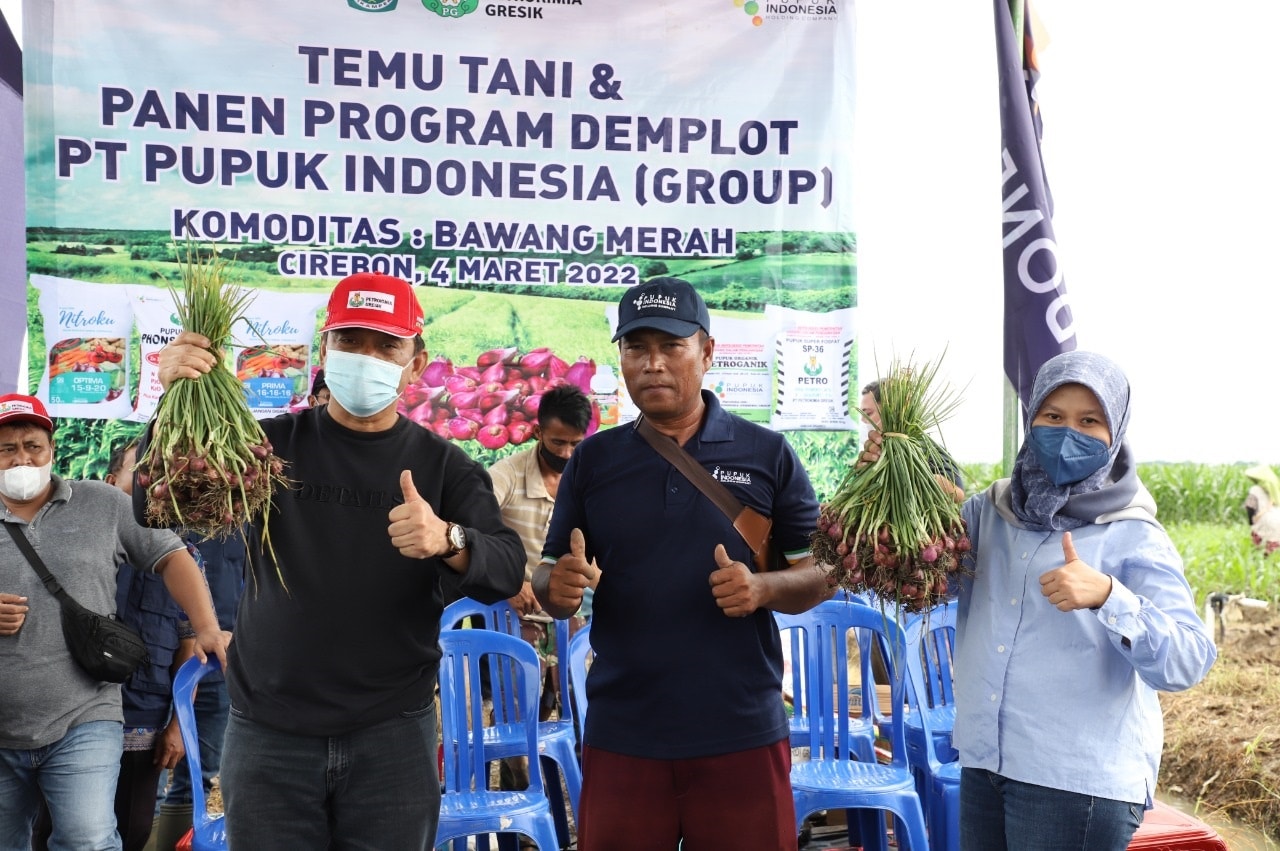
left=150, top=272, right=524, bottom=850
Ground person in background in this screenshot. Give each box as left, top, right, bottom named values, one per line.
left=308, top=369, right=329, bottom=407
left=32, top=441, right=206, bottom=851
left=149, top=272, right=524, bottom=850
left=533, top=278, right=832, bottom=850
left=487, top=384, right=595, bottom=789
left=1243, top=464, right=1280, bottom=555
left=860, top=377, right=965, bottom=498
left=864, top=351, right=1217, bottom=850
left=104, top=441, right=197, bottom=851
left=152, top=522, right=246, bottom=850
left=0, top=394, right=228, bottom=851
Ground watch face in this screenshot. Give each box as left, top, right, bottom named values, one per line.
left=448, top=524, right=466, bottom=551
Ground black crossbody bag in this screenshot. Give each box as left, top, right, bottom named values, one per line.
left=5, top=522, right=149, bottom=683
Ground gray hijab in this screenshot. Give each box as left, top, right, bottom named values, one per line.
left=1007, top=351, right=1146, bottom=531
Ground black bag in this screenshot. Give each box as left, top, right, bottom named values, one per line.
left=58, top=598, right=150, bottom=683
left=5, top=522, right=150, bottom=683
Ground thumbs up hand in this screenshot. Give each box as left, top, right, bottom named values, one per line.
left=710, top=543, right=762, bottom=618
left=547, top=528, right=597, bottom=612
left=1039, top=531, right=1114, bottom=612
left=388, top=469, right=448, bottom=559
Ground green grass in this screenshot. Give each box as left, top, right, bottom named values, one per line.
left=1167, top=522, right=1278, bottom=606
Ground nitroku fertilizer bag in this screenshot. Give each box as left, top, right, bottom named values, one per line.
left=227, top=289, right=328, bottom=417
left=34, top=275, right=134, bottom=419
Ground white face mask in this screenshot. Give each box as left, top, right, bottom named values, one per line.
left=0, top=462, right=53, bottom=501
left=323, top=349, right=411, bottom=418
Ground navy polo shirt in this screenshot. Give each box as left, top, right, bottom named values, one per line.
left=544, top=391, right=818, bottom=759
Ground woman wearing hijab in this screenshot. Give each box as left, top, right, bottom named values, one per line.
left=949, top=351, right=1216, bottom=849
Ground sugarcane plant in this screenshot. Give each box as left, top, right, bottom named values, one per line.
left=138, top=245, right=287, bottom=574
left=810, top=353, right=971, bottom=612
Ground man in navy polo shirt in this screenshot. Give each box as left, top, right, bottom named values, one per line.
left=534, top=277, right=831, bottom=851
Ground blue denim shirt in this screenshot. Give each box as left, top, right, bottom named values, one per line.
left=952, top=487, right=1216, bottom=805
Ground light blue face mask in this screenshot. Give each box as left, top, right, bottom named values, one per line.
left=1029, top=425, right=1110, bottom=487
left=323, top=350, right=409, bottom=418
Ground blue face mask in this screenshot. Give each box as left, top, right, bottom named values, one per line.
left=323, top=350, right=409, bottom=418
left=1029, top=425, right=1110, bottom=487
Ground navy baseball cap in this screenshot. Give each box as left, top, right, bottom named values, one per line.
left=611, top=278, right=711, bottom=342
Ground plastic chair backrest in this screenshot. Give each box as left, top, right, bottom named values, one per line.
left=437, top=629, right=546, bottom=797
left=774, top=610, right=811, bottom=745
left=904, top=601, right=959, bottom=771
left=443, top=597, right=523, bottom=635
left=442, top=598, right=525, bottom=726
left=565, top=621, right=592, bottom=742
left=171, top=656, right=228, bottom=851
left=803, top=598, right=912, bottom=768
left=912, top=602, right=956, bottom=712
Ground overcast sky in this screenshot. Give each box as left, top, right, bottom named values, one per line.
left=856, top=0, right=1278, bottom=465
left=5, top=0, right=1275, bottom=465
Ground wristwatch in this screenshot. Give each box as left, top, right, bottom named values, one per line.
left=444, top=522, right=468, bottom=558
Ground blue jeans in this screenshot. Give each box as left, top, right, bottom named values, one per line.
left=960, top=768, right=1144, bottom=851
left=0, top=720, right=124, bottom=851
left=164, top=678, right=230, bottom=803
left=220, top=705, right=440, bottom=850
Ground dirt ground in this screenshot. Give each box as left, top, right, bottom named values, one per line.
left=1159, top=605, right=1280, bottom=843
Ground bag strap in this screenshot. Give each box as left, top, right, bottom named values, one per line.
left=4, top=521, right=72, bottom=603
left=635, top=415, right=744, bottom=520
left=634, top=416, right=771, bottom=558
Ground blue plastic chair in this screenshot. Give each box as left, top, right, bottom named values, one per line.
left=903, top=601, right=957, bottom=761
left=441, top=599, right=582, bottom=845
left=787, top=599, right=931, bottom=851
left=565, top=621, right=593, bottom=745
left=436, top=629, right=563, bottom=851
left=171, top=656, right=228, bottom=851
left=777, top=611, right=811, bottom=747
left=775, top=598, right=879, bottom=764
left=904, top=602, right=961, bottom=851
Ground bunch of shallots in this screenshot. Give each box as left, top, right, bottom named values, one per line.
left=140, top=247, right=287, bottom=563
left=810, top=354, right=970, bottom=612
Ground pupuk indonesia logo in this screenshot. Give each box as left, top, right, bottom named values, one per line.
left=732, top=0, right=838, bottom=27
left=733, top=0, right=764, bottom=26
left=424, top=0, right=480, bottom=18
left=349, top=0, right=399, bottom=10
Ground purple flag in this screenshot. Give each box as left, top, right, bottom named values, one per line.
left=996, top=0, right=1076, bottom=417
left=0, top=8, right=24, bottom=396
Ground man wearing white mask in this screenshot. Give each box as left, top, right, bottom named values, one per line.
left=0, top=394, right=227, bottom=851
left=151, top=272, right=525, bottom=850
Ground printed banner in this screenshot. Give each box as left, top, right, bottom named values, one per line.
left=22, top=0, right=861, bottom=492
left=996, top=0, right=1076, bottom=415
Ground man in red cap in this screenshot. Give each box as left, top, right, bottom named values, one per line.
left=152, top=273, right=524, bottom=850
left=0, top=394, right=227, bottom=850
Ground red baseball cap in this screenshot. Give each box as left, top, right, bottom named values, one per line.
left=0, top=394, right=54, bottom=432
left=319, top=273, right=425, bottom=339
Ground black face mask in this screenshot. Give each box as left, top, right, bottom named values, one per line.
left=539, top=441, right=570, bottom=473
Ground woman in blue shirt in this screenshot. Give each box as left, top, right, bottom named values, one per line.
left=951, top=351, right=1216, bottom=850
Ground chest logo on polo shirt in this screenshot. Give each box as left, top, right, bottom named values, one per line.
left=711, top=466, right=752, bottom=485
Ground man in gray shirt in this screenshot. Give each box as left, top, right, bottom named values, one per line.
left=0, top=394, right=228, bottom=851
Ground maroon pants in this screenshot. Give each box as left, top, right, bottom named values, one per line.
left=577, top=739, right=797, bottom=851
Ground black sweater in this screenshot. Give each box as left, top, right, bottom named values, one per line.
left=145, top=406, right=524, bottom=736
